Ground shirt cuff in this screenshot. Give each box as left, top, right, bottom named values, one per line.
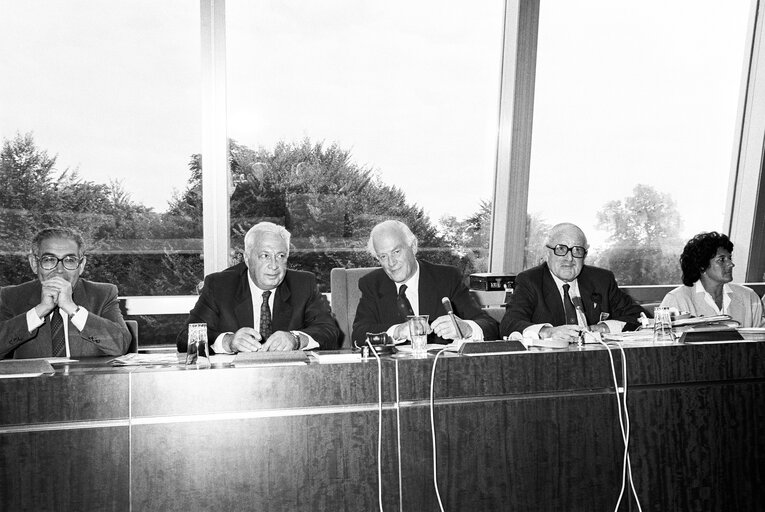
left=463, top=320, right=484, bottom=341
left=292, top=330, right=319, bottom=350
left=522, top=323, right=552, bottom=339
left=26, top=308, right=45, bottom=332
left=602, top=319, right=626, bottom=333
left=211, top=332, right=234, bottom=354
left=70, top=306, right=88, bottom=331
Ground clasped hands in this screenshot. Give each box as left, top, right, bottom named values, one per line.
left=36, top=276, right=78, bottom=319
left=392, top=314, right=472, bottom=341
left=224, top=327, right=299, bottom=352
left=539, top=323, right=609, bottom=342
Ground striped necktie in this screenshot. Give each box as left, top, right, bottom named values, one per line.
left=562, top=284, right=578, bottom=325
left=50, top=307, right=66, bottom=357
left=259, top=290, right=273, bottom=341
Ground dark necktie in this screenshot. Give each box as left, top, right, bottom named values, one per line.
left=396, top=284, right=415, bottom=319
left=562, top=284, right=578, bottom=325
left=50, top=307, right=66, bottom=357
left=259, top=290, right=273, bottom=341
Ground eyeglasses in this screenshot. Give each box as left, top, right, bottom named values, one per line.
left=546, top=244, right=587, bottom=259
left=36, top=254, right=83, bottom=271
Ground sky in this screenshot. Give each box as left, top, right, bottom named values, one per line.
left=0, top=0, right=753, bottom=250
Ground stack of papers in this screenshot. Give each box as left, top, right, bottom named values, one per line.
left=0, top=359, right=55, bottom=378
left=233, top=351, right=309, bottom=367
left=111, top=353, right=181, bottom=366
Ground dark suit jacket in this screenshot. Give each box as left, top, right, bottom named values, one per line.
left=352, top=259, right=499, bottom=345
left=181, top=263, right=340, bottom=352
left=0, top=279, right=131, bottom=359
left=500, top=263, right=646, bottom=336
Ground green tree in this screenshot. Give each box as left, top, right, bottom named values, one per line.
left=168, top=138, right=462, bottom=291
left=594, top=184, right=684, bottom=285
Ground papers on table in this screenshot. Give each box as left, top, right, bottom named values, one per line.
left=233, top=350, right=309, bottom=367
left=309, top=350, right=362, bottom=364
left=0, top=359, right=55, bottom=378
left=111, top=353, right=181, bottom=366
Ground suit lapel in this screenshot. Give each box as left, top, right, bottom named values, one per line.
left=576, top=268, right=598, bottom=324
left=541, top=265, right=566, bottom=325
left=417, top=260, right=440, bottom=319
left=234, top=272, right=255, bottom=329
left=377, top=272, right=401, bottom=321
left=272, top=279, right=293, bottom=331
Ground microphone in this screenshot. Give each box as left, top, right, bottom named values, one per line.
left=441, top=297, right=465, bottom=339
left=570, top=296, right=589, bottom=331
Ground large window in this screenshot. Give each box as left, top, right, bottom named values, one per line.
left=0, top=0, right=201, bottom=343
left=527, top=0, right=751, bottom=284
left=224, top=0, right=505, bottom=290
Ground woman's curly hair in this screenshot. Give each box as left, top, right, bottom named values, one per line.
left=679, top=231, right=733, bottom=286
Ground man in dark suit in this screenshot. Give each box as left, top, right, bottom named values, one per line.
left=352, top=220, right=499, bottom=345
left=500, top=222, right=645, bottom=341
left=0, top=227, right=130, bottom=359
left=181, top=222, right=339, bottom=353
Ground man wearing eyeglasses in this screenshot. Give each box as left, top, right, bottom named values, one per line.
left=500, top=223, right=645, bottom=342
left=180, top=222, right=339, bottom=353
left=0, top=227, right=130, bottom=359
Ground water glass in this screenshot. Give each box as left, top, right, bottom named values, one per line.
left=652, top=307, right=676, bottom=343
left=407, top=315, right=430, bottom=358
left=186, top=323, right=210, bottom=367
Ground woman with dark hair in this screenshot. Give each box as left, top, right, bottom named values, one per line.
left=660, top=231, right=764, bottom=327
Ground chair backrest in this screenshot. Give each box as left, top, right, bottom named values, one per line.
left=330, top=267, right=377, bottom=348
left=126, top=319, right=139, bottom=353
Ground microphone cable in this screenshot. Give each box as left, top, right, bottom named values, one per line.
left=365, top=339, right=385, bottom=512
left=596, top=337, right=643, bottom=512
left=429, top=347, right=448, bottom=512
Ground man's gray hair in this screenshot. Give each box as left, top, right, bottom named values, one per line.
left=244, top=222, right=291, bottom=255
left=31, top=227, right=86, bottom=256
left=366, top=220, right=418, bottom=257
left=545, top=222, right=589, bottom=249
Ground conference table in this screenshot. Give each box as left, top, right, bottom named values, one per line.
left=1, top=338, right=763, bottom=511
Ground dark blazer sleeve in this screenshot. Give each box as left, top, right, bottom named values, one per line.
left=352, top=270, right=396, bottom=346
left=283, top=271, right=340, bottom=350
left=0, top=286, right=34, bottom=358
left=499, top=268, right=542, bottom=337
left=582, top=268, right=646, bottom=331
left=438, top=265, right=499, bottom=341
left=75, top=282, right=131, bottom=356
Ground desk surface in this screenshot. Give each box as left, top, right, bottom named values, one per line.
left=2, top=340, right=764, bottom=511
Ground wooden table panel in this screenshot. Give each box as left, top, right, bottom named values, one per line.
left=131, top=411, right=399, bottom=512
left=0, top=426, right=130, bottom=511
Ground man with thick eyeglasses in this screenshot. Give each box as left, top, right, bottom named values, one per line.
left=0, top=227, right=130, bottom=359
left=500, top=223, right=645, bottom=342
left=180, top=222, right=339, bottom=353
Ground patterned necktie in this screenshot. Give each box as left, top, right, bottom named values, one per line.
left=50, top=307, right=66, bottom=357
left=396, top=284, right=415, bottom=319
left=259, top=290, right=273, bottom=341
left=562, top=284, right=578, bottom=325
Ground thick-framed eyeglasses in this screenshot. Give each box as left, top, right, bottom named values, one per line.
left=546, top=244, right=587, bottom=258
left=36, top=254, right=83, bottom=270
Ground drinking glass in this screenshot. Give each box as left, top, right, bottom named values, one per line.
left=407, top=315, right=430, bottom=357
left=186, top=323, right=210, bottom=367
left=652, top=307, right=676, bottom=343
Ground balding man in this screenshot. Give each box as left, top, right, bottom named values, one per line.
left=352, top=220, right=499, bottom=345
left=500, top=223, right=645, bottom=341
left=181, top=222, right=339, bottom=353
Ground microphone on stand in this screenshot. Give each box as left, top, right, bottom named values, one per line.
left=441, top=297, right=465, bottom=339
left=570, top=296, right=589, bottom=330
